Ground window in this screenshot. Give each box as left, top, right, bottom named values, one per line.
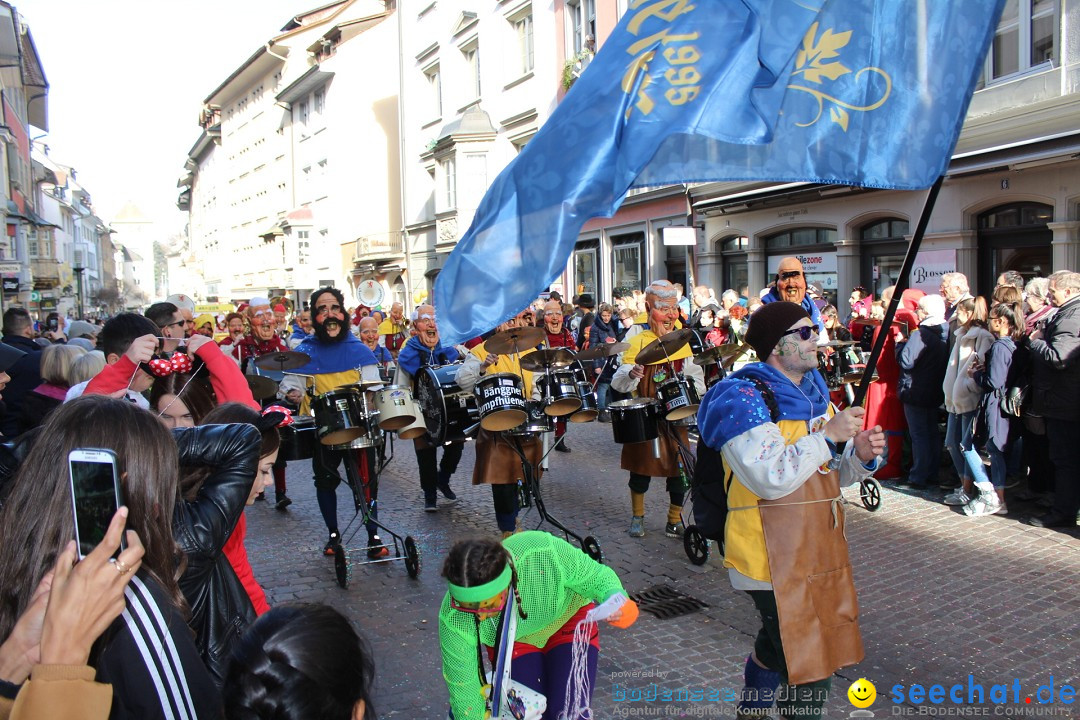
left=462, top=44, right=481, bottom=100
left=988, top=0, right=1056, bottom=81
left=442, top=156, right=457, bottom=209
left=574, top=246, right=598, bottom=297
left=296, top=101, right=309, bottom=126
left=720, top=236, right=749, bottom=252
left=567, top=0, right=596, bottom=55
left=612, top=233, right=645, bottom=294
left=513, top=12, right=534, bottom=75
left=423, top=63, right=442, bottom=118
left=762, top=227, right=836, bottom=249
left=313, top=89, right=325, bottom=114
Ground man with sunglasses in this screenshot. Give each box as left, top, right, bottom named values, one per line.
left=760, top=257, right=825, bottom=338
left=166, top=293, right=197, bottom=339
left=697, top=301, right=884, bottom=719
left=611, top=279, right=706, bottom=539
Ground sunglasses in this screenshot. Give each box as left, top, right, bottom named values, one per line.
left=161, top=319, right=186, bottom=330
left=779, top=326, right=816, bottom=341
left=778, top=270, right=804, bottom=281
left=449, top=594, right=508, bottom=615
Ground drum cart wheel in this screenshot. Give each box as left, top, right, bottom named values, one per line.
left=683, top=525, right=710, bottom=566
left=581, top=536, right=603, bottom=563
left=333, top=544, right=349, bottom=589
left=860, top=478, right=882, bottom=512
left=403, top=536, right=421, bottom=579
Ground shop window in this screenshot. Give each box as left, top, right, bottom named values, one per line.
left=763, top=227, right=836, bottom=249
left=719, top=235, right=748, bottom=252
left=574, top=245, right=598, bottom=297
left=977, top=202, right=1053, bottom=230
left=860, top=219, right=909, bottom=241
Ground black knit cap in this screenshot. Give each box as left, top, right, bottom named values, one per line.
left=745, top=301, right=811, bottom=360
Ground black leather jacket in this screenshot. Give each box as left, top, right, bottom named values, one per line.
left=173, top=423, right=261, bottom=687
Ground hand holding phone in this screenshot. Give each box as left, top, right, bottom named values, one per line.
left=47, top=317, right=59, bottom=332
left=68, top=449, right=125, bottom=559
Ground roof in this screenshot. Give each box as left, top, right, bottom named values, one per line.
left=111, top=202, right=151, bottom=223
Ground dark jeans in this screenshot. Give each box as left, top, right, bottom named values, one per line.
left=902, top=404, right=941, bottom=487
left=747, top=590, right=832, bottom=717
left=1047, top=419, right=1080, bottom=519
left=414, top=438, right=464, bottom=495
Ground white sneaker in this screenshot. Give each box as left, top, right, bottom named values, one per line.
left=963, top=494, right=1004, bottom=517
left=944, top=489, right=972, bottom=506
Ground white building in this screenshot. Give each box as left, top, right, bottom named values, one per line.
left=110, top=202, right=160, bottom=306
left=398, top=0, right=561, bottom=304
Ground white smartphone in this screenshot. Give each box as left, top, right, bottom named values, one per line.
left=68, top=448, right=125, bottom=559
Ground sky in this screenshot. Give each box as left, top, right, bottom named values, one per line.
left=14, top=0, right=311, bottom=233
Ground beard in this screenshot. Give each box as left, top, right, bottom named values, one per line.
left=313, top=314, right=348, bottom=343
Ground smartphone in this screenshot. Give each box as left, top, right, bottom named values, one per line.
left=68, top=448, right=125, bottom=559
left=47, top=317, right=59, bottom=332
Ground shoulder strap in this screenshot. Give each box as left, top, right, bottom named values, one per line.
left=747, top=377, right=781, bottom=422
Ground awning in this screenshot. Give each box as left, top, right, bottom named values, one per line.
left=947, top=130, right=1080, bottom=177
left=275, top=67, right=334, bottom=105
left=25, top=209, right=58, bottom=228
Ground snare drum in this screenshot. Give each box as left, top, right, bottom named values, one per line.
left=416, top=365, right=479, bottom=444
left=609, top=398, right=661, bottom=444
left=396, top=413, right=429, bottom=441
left=569, top=362, right=598, bottom=423
left=312, top=387, right=368, bottom=446
left=539, top=368, right=581, bottom=417
left=475, top=373, right=528, bottom=432
left=329, top=411, right=384, bottom=450
left=506, top=401, right=555, bottom=437
left=373, top=385, right=418, bottom=431
left=656, top=376, right=700, bottom=421
left=279, top=416, right=317, bottom=460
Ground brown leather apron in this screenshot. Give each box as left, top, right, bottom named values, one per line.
left=619, top=367, right=688, bottom=477
left=759, top=469, right=864, bottom=685
left=472, top=429, right=542, bottom=486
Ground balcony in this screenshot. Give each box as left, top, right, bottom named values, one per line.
left=352, top=232, right=404, bottom=262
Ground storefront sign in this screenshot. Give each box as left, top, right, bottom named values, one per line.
left=767, top=253, right=838, bottom=276
left=909, top=249, right=955, bottom=293
left=0, top=263, right=21, bottom=274
left=1, top=278, right=18, bottom=293
left=661, top=227, right=696, bottom=246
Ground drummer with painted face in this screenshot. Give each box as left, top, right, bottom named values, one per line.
left=541, top=299, right=578, bottom=453
left=456, top=307, right=542, bottom=536
left=280, top=287, right=385, bottom=558
left=611, top=280, right=706, bottom=539
left=231, top=296, right=294, bottom=508
left=396, top=304, right=466, bottom=511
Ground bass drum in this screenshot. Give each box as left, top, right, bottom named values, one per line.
left=416, top=365, right=479, bottom=444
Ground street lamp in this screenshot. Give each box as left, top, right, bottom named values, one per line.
left=72, top=265, right=85, bottom=319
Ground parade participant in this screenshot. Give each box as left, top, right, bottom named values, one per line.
left=281, top=287, right=384, bottom=556
left=219, top=312, right=247, bottom=353
left=542, top=299, right=577, bottom=453
left=273, top=304, right=289, bottom=338
left=288, top=309, right=313, bottom=349
left=193, top=314, right=216, bottom=338
left=378, top=301, right=409, bottom=358
left=231, top=297, right=290, bottom=371
left=395, top=304, right=464, bottom=511
left=611, top=280, right=705, bottom=538
left=227, top=296, right=293, bottom=508
left=760, top=257, right=825, bottom=336
left=457, top=307, right=541, bottom=535
left=439, top=532, right=637, bottom=720
left=359, top=317, right=394, bottom=377
left=697, top=301, right=884, bottom=718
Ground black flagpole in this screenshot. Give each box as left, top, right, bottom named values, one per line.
left=851, top=175, right=945, bottom=409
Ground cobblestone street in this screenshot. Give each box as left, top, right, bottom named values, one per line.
left=245, top=421, right=1080, bottom=718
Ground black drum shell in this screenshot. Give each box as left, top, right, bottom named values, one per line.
left=312, top=388, right=368, bottom=446
left=475, top=372, right=528, bottom=431
left=279, top=417, right=317, bottom=461
left=609, top=398, right=660, bottom=443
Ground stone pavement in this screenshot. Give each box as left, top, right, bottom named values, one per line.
left=245, top=420, right=1080, bottom=718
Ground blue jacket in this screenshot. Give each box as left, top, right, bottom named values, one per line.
left=397, top=335, right=461, bottom=378
left=291, top=333, right=376, bottom=374
left=760, top=289, right=825, bottom=335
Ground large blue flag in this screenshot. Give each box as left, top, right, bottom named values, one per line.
left=435, top=0, right=1005, bottom=345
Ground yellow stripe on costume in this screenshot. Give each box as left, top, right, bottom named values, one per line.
left=470, top=346, right=535, bottom=394
left=298, top=369, right=363, bottom=416
left=622, top=329, right=693, bottom=366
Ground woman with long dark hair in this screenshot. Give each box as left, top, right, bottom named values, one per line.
left=0, top=395, right=219, bottom=719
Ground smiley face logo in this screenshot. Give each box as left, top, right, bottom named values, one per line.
left=848, top=678, right=876, bottom=708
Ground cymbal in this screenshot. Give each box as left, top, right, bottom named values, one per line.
left=635, top=328, right=697, bottom=365
left=519, top=348, right=576, bottom=372
left=840, top=371, right=879, bottom=385
left=575, top=342, right=630, bottom=362
left=352, top=378, right=384, bottom=389
left=484, top=326, right=546, bottom=355
left=246, top=374, right=279, bottom=400
left=819, top=339, right=858, bottom=348
left=253, top=350, right=311, bottom=371
left=693, top=343, right=746, bottom=364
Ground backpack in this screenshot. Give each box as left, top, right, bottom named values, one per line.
left=692, top=378, right=780, bottom=548
left=996, top=338, right=1030, bottom=419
